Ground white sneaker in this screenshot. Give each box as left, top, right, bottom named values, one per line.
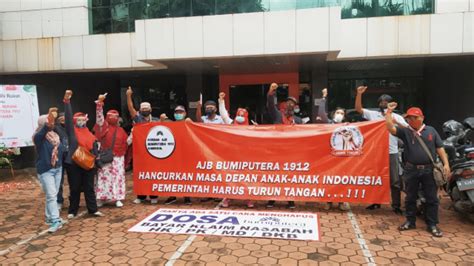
left=67, top=214, right=75, bottom=219
left=150, top=198, right=158, bottom=204
left=97, top=200, right=103, bottom=208
left=116, top=201, right=123, bottom=208
left=93, top=211, right=105, bottom=217
left=133, top=198, right=142, bottom=204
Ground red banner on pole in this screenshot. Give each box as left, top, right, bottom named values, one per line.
left=133, top=120, right=390, bottom=204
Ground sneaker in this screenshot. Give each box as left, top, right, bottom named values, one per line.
left=339, top=202, right=350, bottom=211
left=287, top=201, right=296, bottom=209
left=150, top=198, right=158, bottom=204
left=97, top=200, right=103, bottom=208
left=67, top=214, right=75, bottom=219
left=93, top=211, right=105, bottom=217
left=247, top=201, right=254, bottom=208
left=324, top=202, right=332, bottom=211
left=47, top=221, right=63, bottom=233
left=165, top=197, right=177, bottom=205
left=266, top=201, right=275, bottom=208
left=221, top=198, right=229, bottom=208
left=184, top=198, right=192, bottom=205
left=45, top=219, right=53, bottom=225
left=116, top=201, right=123, bottom=208
left=133, top=198, right=142, bottom=204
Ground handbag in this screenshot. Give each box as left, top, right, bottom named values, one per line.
left=413, top=134, right=447, bottom=187
left=72, top=145, right=96, bottom=170
left=97, top=127, right=118, bottom=167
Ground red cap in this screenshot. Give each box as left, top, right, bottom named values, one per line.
left=404, top=107, right=424, bottom=117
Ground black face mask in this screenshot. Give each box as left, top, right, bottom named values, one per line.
left=141, top=111, right=151, bottom=117
left=205, top=109, right=215, bottom=116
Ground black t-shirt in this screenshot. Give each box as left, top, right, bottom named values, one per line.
left=395, top=125, right=443, bottom=165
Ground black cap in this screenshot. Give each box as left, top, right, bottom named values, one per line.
left=377, top=94, right=393, bottom=103
left=204, top=100, right=217, bottom=107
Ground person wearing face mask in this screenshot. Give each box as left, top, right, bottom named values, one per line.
left=385, top=104, right=449, bottom=237
left=266, top=83, right=302, bottom=209
left=126, top=86, right=159, bottom=204
left=355, top=86, right=408, bottom=214
left=196, top=99, right=225, bottom=124
left=218, top=92, right=255, bottom=208
left=63, top=90, right=104, bottom=219
left=94, top=94, right=129, bottom=208
left=315, top=88, right=351, bottom=211
left=160, top=105, right=192, bottom=206
left=54, top=112, right=68, bottom=212
left=33, top=108, right=67, bottom=233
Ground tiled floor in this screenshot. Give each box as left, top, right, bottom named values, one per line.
left=1, top=170, right=474, bottom=265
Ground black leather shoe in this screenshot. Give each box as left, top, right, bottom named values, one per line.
left=393, top=207, right=404, bottom=215
left=427, top=226, right=443, bottom=237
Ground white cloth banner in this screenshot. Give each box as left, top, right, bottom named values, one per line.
left=0, top=85, right=39, bottom=147
left=129, top=208, right=320, bottom=241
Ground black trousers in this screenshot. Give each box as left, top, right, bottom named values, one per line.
left=389, top=154, right=402, bottom=209
left=404, top=165, right=439, bottom=227
left=67, top=163, right=98, bottom=215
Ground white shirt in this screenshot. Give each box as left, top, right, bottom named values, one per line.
left=201, top=115, right=225, bottom=124
left=362, top=109, right=408, bottom=154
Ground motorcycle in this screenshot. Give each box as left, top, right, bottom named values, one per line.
left=443, top=118, right=474, bottom=222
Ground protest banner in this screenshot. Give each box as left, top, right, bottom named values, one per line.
left=0, top=85, right=40, bottom=147
left=129, top=208, right=320, bottom=241
left=133, top=120, right=390, bottom=203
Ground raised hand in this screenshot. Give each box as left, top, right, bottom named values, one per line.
left=64, top=90, right=73, bottom=100
left=322, top=88, right=328, bottom=98
left=126, top=86, right=133, bottom=97
left=356, top=86, right=367, bottom=95
left=269, top=83, right=278, bottom=94
left=97, top=93, right=106, bottom=103
left=219, top=92, right=226, bottom=100
left=47, top=107, right=58, bottom=128
left=387, top=102, right=397, bottom=111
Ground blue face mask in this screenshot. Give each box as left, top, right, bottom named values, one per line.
left=235, top=116, right=245, bottom=124
left=174, top=113, right=185, bottom=121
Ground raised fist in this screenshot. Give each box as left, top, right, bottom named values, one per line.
left=322, top=88, right=328, bottom=98
left=126, top=86, right=133, bottom=96
left=97, top=93, right=106, bottom=103
left=356, top=86, right=367, bottom=95
left=47, top=107, right=58, bottom=127
left=269, top=83, right=278, bottom=94
left=159, top=113, right=168, bottom=121
left=387, top=102, right=397, bottom=111
left=64, top=90, right=73, bottom=100
left=219, top=92, right=225, bottom=100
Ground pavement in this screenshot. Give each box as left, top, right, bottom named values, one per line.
left=1, top=169, right=474, bottom=265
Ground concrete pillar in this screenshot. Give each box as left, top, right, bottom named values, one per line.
left=311, top=61, right=328, bottom=121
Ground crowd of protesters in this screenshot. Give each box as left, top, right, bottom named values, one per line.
left=33, top=84, right=450, bottom=237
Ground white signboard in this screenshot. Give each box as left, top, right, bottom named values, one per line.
left=0, top=85, right=40, bottom=147
left=129, top=208, right=320, bottom=241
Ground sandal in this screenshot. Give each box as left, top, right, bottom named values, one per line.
left=427, top=226, right=443, bottom=237
left=399, top=221, right=416, bottom=231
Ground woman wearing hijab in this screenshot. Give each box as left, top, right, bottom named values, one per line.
left=33, top=108, right=66, bottom=233
left=94, top=93, right=128, bottom=208
left=218, top=92, right=255, bottom=208
left=63, top=90, right=104, bottom=218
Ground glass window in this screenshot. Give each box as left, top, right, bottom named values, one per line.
left=191, top=0, right=215, bottom=16
left=170, top=0, right=191, bottom=17
left=268, top=0, right=295, bottom=11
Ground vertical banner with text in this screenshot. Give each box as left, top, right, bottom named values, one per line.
left=133, top=120, right=390, bottom=203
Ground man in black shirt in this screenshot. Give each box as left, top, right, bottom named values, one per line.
left=385, top=103, right=450, bottom=237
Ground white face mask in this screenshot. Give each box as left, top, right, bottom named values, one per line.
left=333, top=113, right=344, bottom=123
left=76, top=120, right=86, bottom=127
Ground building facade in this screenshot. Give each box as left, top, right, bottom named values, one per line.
left=0, top=0, right=473, bottom=132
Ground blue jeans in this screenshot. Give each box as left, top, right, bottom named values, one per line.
left=39, top=167, right=62, bottom=223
